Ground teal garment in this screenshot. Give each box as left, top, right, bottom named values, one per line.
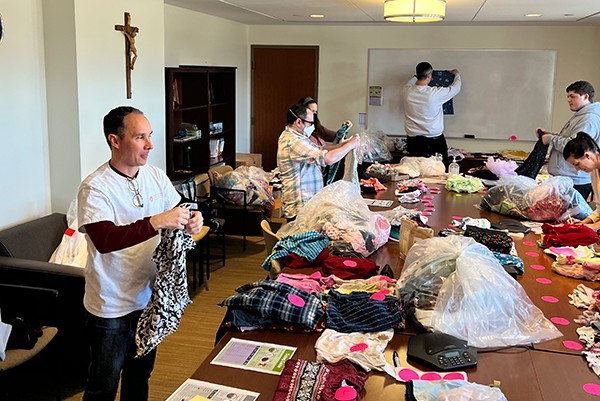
left=323, top=122, right=352, bottom=186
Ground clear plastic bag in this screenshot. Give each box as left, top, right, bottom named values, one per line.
left=355, top=129, right=393, bottom=163
left=395, top=156, right=446, bottom=178
left=214, top=166, right=275, bottom=211
left=278, top=181, right=390, bottom=257
left=49, top=199, right=88, bottom=268
left=481, top=175, right=592, bottom=221
left=409, top=380, right=507, bottom=401
left=430, top=237, right=562, bottom=347
left=485, top=156, right=518, bottom=178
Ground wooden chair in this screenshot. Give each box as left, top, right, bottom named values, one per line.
left=190, top=226, right=210, bottom=291
left=261, top=219, right=281, bottom=255
left=0, top=284, right=60, bottom=401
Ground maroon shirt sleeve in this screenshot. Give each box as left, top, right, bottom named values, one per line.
left=84, top=217, right=158, bottom=254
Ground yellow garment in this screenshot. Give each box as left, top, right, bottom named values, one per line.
left=500, top=150, right=530, bottom=161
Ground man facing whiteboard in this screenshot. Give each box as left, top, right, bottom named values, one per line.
left=402, top=62, right=461, bottom=169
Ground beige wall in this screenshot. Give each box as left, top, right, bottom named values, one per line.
left=249, top=24, right=600, bottom=152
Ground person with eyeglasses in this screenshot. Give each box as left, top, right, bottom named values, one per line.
left=76, top=106, right=203, bottom=401
left=298, top=96, right=352, bottom=147
left=277, top=103, right=360, bottom=221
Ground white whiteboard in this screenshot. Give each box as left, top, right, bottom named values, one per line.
left=367, top=49, right=557, bottom=141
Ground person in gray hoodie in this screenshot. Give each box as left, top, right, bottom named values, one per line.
left=538, top=81, right=600, bottom=200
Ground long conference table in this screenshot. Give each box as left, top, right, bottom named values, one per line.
left=189, top=180, right=600, bottom=401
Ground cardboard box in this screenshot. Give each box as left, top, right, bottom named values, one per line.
left=236, top=153, right=262, bottom=168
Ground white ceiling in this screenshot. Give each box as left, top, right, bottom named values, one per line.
left=164, top=0, right=600, bottom=25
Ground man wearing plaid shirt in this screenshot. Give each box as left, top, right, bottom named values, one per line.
left=277, top=103, right=360, bottom=220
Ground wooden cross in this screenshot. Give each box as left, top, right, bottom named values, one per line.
left=115, top=12, right=139, bottom=99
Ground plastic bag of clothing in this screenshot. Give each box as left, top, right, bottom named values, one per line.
left=395, top=156, right=446, bottom=178
left=480, top=175, right=592, bottom=221
left=430, top=238, right=561, bottom=347
left=406, top=380, right=508, bottom=401
left=278, top=181, right=390, bottom=257
left=214, top=165, right=275, bottom=212
left=485, top=156, right=517, bottom=178
left=355, top=129, right=393, bottom=163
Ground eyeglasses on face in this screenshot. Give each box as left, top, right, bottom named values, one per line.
left=289, top=109, right=314, bottom=126
left=126, top=177, right=144, bottom=208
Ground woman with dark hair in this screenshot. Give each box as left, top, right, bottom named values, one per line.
left=563, top=131, right=600, bottom=226
left=299, top=96, right=351, bottom=147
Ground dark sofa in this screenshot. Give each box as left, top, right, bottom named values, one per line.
left=0, top=213, right=88, bottom=375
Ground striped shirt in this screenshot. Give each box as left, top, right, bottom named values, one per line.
left=277, top=126, right=327, bottom=218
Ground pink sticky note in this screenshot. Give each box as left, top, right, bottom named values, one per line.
left=550, top=317, right=570, bottom=326
left=522, top=241, right=536, bottom=247
left=541, top=295, right=559, bottom=303
left=530, top=264, right=545, bottom=271
left=343, top=260, right=358, bottom=268
left=563, top=340, right=584, bottom=350
left=421, top=372, right=442, bottom=381
left=422, top=212, right=432, bottom=217
left=443, top=372, right=467, bottom=380
left=287, top=294, right=305, bottom=307
left=536, top=277, right=552, bottom=284
left=525, top=251, right=540, bottom=257
left=423, top=195, right=434, bottom=199
left=398, top=368, right=420, bottom=382
left=451, top=216, right=462, bottom=220
left=583, top=383, right=600, bottom=396
left=349, top=343, right=368, bottom=352
left=335, top=386, right=358, bottom=401
left=370, top=292, right=386, bottom=301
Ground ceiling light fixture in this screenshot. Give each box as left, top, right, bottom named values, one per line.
left=310, top=14, right=325, bottom=18
left=384, top=0, right=446, bottom=23
left=524, top=13, right=542, bottom=18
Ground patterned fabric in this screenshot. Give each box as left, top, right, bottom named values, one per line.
left=277, top=126, right=328, bottom=218
left=515, top=138, right=549, bottom=179
left=325, top=290, right=403, bottom=333
left=273, top=359, right=368, bottom=401
left=464, top=225, right=513, bottom=254
left=323, top=122, right=352, bottom=186
left=219, top=280, right=326, bottom=330
left=135, top=229, right=195, bottom=358
left=262, top=231, right=330, bottom=271
left=492, top=251, right=524, bottom=275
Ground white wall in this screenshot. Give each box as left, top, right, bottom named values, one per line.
left=164, top=5, right=250, bottom=152
left=0, top=0, right=51, bottom=228
left=249, top=24, right=600, bottom=153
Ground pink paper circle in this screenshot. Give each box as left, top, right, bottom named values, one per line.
left=536, top=277, right=552, bottom=284
left=379, top=276, right=394, bottom=282
left=370, top=292, right=386, bottom=301
left=530, top=264, right=545, bottom=271
left=335, top=386, right=358, bottom=401
left=287, top=294, right=305, bottom=307
left=424, top=208, right=436, bottom=212
left=423, top=195, right=434, bottom=199
left=343, top=260, right=358, bottom=267
left=526, top=251, right=540, bottom=257
left=443, top=372, right=467, bottom=380
left=522, top=241, right=536, bottom=247
left=422, top=212, right=432, bottom=217
left=451, top=216, right=463, bottom=220
left=563, top=340, right=584, bottom=350
left=583, top=383, right=600, bottom=396
left=541, top=295, right=559, bottom=303
left=550, top=317, right=570, bottom=326
left=429, top=186, right=440, bottom=190
left=398, top=368, right=420, bottom=381
left=421, top=372, right=442, bottom=381
left=349, top=342, right=368, bottom=352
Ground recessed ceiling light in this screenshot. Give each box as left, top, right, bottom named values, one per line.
left=310, top=14, right=325, bottom=18
left=564, top=14, right=574, bottom=17
left=524, top=13, right=542, bottom=17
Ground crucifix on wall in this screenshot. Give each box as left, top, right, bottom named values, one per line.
left=115, top=12, right=139, bottom=99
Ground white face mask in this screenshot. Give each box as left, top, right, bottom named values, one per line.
left=304, top=124, right=315, bottom=136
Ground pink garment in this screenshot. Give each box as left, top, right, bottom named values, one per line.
left=547, top=246, right=578, bottom=258
left=276, top=272, right=336, bottom=293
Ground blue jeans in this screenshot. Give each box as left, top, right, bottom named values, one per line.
left=83, top=310, right=156, bottom=401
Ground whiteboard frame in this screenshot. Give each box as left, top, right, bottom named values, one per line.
left=366, top=49, right=557, bottom=142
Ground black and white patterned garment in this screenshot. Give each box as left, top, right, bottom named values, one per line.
left=135, top=229, right=195, bottom=358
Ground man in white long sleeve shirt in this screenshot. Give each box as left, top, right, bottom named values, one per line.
left=402, top=62, right=461, bottom=168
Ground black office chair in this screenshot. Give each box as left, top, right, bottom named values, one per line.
left=0, top=283, right=61, bottom=401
